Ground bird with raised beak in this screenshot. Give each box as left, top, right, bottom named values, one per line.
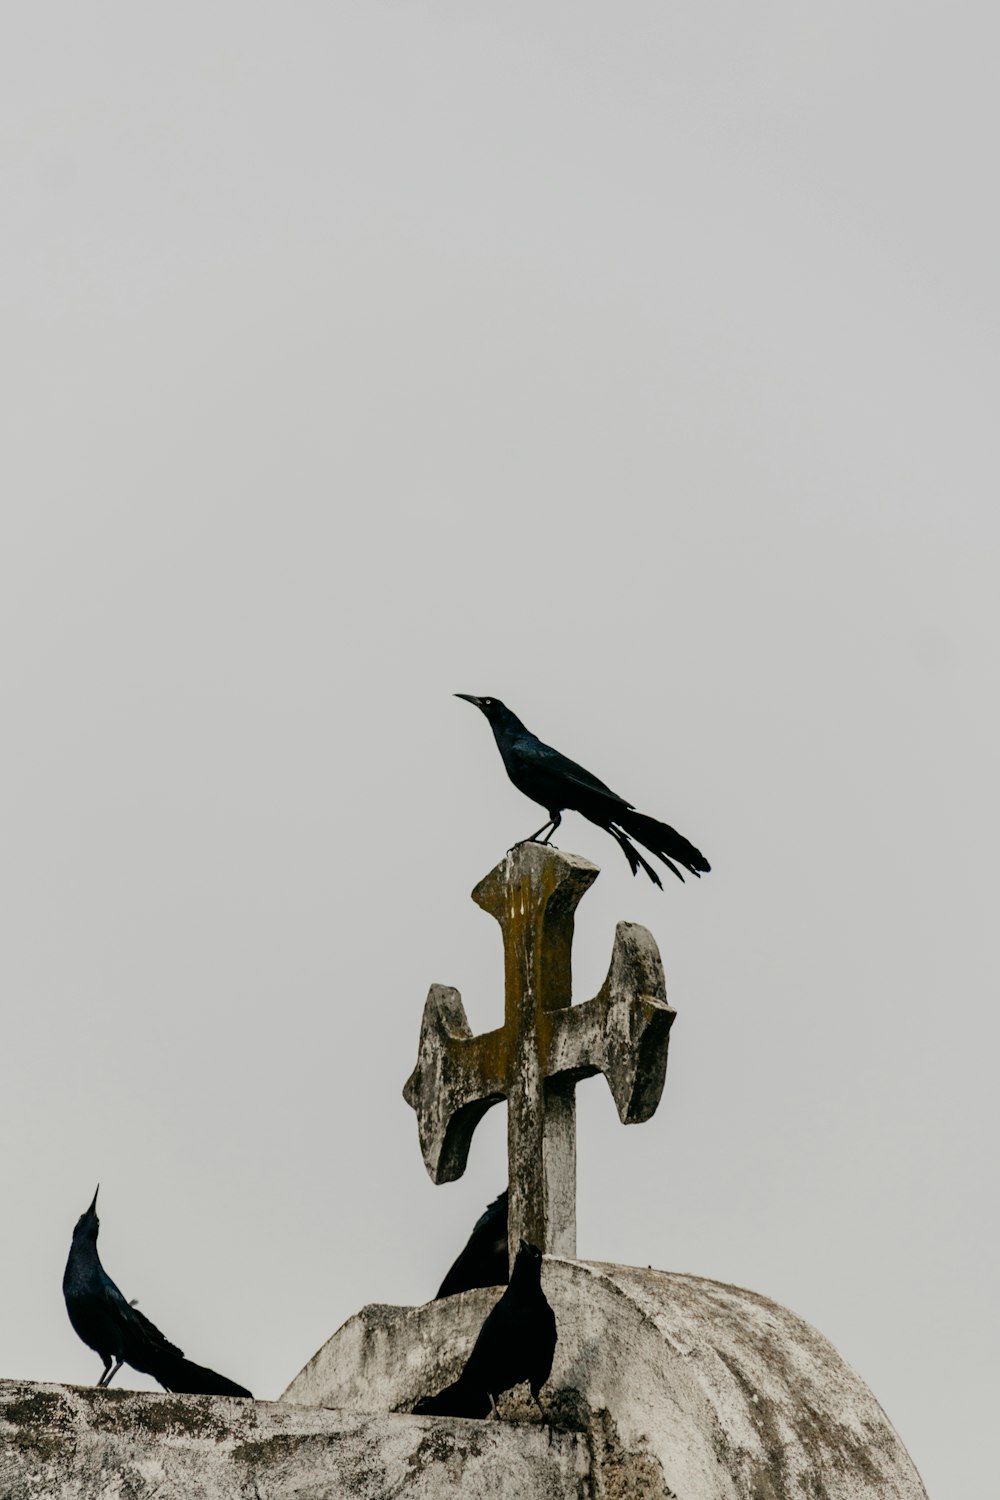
left=63, top=1186, right=252, bottom=1398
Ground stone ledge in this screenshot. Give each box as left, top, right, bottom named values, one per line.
left=0, top=1379, right=588, bottom=1499
left=284, top=1259, right=930, bottom=1500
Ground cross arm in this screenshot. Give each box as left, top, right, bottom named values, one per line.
left=545, top=921, right=675, bottom=1124
left=402, top=984, right=508, bottom=1184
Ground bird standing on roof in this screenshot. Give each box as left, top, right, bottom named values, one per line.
left=414, top=1239, right=556, bottom=1419
left=63, top=1187, right=252, bottom=1398
left=455, top=695, right=710, bottom=888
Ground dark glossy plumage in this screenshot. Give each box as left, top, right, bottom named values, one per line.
left=415, top=1240, right=556, bottom=1419
left=62, top=1187, right=251, bottom=1398
left=455, top=695, right=710, bottom=889
left=435, top=1189, right=509, bottom=1300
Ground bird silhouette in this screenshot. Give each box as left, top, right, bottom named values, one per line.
left=455, top=694, right=710, bottom=888
left=435, top=1189, right=509, bottom=1300
left=415, top=1240, right=556, bottom=1419
left=63, top=1187, right=251, bottom=1398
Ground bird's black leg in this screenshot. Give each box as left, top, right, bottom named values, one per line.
left=97, top=1358, right=113, bottom=1388
left=536, top=812, right=561, bottom=847
left=101, top=1359, right=124, bottom=1389
left=517, top=819, right=555, bottom=845
left=513, top=812, right=561, bottom=849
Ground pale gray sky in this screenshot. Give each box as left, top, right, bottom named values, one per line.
left=1, top=6, right=996, bottom=1496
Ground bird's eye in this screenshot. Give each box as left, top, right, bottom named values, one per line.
left=484, top=698, right=492, bottom=705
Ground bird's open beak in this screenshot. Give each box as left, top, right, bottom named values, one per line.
left=88, top=1185, right=99, bottom=1214
left=454, top=694, right=484, bottom=709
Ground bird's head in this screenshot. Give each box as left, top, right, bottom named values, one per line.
left=509, top=1237, right=544, bottom=1286
left=452, top=696, right=524, bottom=744
left=72, top=1185, right=101, bottom=1242
left=455, top=690, right=509, bottom=720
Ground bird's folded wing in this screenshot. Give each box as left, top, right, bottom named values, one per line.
left=519, top=739, right=630, bottom=805
left=107, top=1284, right=185, bottom=1360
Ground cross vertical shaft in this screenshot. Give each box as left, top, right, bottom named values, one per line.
left=472, top=849, right=598, bottom=1259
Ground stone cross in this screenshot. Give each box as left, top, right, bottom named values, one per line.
left=403, top=841, right=675, bottom=1265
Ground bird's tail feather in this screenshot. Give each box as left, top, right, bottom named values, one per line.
left=157, top=1356, right=252, bottom=1399
left=608, top=826, right=664, bottom=888
left=413, top=1376, right=491, bottom=1419
left=615, top=809, right=711, bottom=882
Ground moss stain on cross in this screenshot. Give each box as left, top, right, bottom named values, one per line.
left=403, top=842, right=676, bottom=1267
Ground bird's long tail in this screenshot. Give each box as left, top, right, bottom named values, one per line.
left=413, top=1376, right=491, bottom=1419
left=156, top=1355, right=252, bottom=1398
left=612, top=809, right=711, bottom=886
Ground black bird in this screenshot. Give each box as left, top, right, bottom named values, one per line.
left=63, top=1187, right=252, bottom=1398
left=435, top=1189, right=509, bottom=1300
left=414, top=1240, right=556, bottom=1419
left=455, top=695, right=710, bottom=888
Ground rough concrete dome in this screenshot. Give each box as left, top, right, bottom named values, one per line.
left=285, top=1258, right=929, bottom=1500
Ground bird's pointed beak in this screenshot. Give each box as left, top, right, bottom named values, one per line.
left=88, top=1185, right=99, bottom=1214
left=454, top=693, right=484, bottom=709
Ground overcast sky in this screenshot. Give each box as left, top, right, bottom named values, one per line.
left=1, top=6, right=996, bottom=1496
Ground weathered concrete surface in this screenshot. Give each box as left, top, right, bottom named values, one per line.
left=284, top=1258, right=930, bottom=1500
left=404, top=843, right=675, bottom=1263
left=0, top=1379, right=587, bottom=1499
